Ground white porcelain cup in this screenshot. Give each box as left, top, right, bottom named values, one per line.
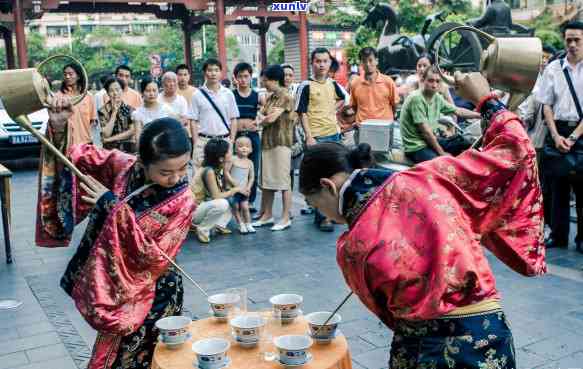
left=273, top=334, right=313, bottom=366
left=155, top=316, right=191, bottom=345
left=305, top=311, right=341, bottom=344
left=192, top=338, right=230, bottom=369
left=269, top=294, right=303, bottom=323
left=229, top=314, right=266, bottom=347
left=208, top=293, right=241, bottom=320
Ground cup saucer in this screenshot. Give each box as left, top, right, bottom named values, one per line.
left=195, top=357, right=231, bottom=369
left=278, top=353, right=313, bottom=367
left=158, top=332, right=192, bottom=348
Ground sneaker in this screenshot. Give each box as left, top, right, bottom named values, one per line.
left=252, top=212, right=264, bottom=221
left=215, top=225, right=232, bottom=235
left=250, top=207, right=258, bottom=214
left=300, top=206, right=314, bottom=215
left=239, top=223, right=249, bottom=234
left=246, top=223, right=257, bottom=233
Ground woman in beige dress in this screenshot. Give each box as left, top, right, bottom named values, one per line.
left=252, top=65, right=295, bottom=231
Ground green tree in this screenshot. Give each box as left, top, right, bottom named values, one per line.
left=268, top=37, right=284, bottom=65
left=398, top=0, right=430, bottom=34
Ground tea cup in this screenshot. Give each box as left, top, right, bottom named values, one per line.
left=192, top=338, right=230, bottom=369
left=305, top=311, right=341, bottom=344
left=229, top=314, right=266, bottom=348
left=208, top=293, right=241, bottom=321
left=155, top=316, right=192, bottom=346
left=269, top=294, right=303, bottom=323
left=273, top=334, right=313, bottom=366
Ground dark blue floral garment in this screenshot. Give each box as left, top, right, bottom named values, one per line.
left=390, top=310, right=516, bottom=369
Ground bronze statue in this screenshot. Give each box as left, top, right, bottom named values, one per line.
left=470, top=0, right=512, bottom=30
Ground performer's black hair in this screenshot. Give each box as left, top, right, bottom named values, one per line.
left=300, top=142, right=374, bottom=195
left=61, top=63, right=85, bottom=93
left=139, top=118, right=191, bottom=166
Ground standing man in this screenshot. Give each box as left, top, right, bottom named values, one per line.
left=350, top=47, right=399, bottom=124
left=536, top=21, right=583, bottom=252
left=104, top=65, right=143, bottom=109
left=296, top=47, right=347, bottom=232
left=233, top=62, right=264, bottom=212
left=400, top=66, right=481, bottom=164
left=57, top=63, right=97, bottom=148
left=191, top=58, right=239, bottom=166
left=176, top=64, right=197, bottom=109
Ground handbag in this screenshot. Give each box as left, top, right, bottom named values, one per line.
left=199, top=88, right=231, bottom=134
left=291, top=122, right=306, bottom=158
left=542, top=58, right=583, bottom=178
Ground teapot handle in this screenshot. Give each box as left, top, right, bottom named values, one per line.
left=36, top=54, right=89, bottom=107
left=433, top=25, right=494, bottom=86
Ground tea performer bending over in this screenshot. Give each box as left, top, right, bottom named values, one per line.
left=36, top=95, right=196, bottom=369
left=299, top=72, right=546, bottom=368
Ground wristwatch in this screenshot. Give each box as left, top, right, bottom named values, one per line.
left=567, top=134, right=578, bottom=143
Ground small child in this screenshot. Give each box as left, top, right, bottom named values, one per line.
left=225, top=136, right=256, bottom=234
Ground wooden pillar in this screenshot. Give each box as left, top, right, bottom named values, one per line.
left=182, top=18, right=194, bottom=78
left=13, top=0, right=27, bottom=68
left=259, top=18, right=267, bottom=70
left=215, top=0, right=227, bottom=76
left=2, top=29, right=16, bottom=69
left=299, top=11, right=308, bottom=80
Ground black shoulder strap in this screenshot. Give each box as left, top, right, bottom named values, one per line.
left=199, top=88, right=230, bottom=133
left=561, top=58, right=583, bottom=120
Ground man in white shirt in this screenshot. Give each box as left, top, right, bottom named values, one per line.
left=191, top=58, right=239, bottom=166
left=159, top=71, right=195, bottom=150
left=535, top=21, right=583, bottom=252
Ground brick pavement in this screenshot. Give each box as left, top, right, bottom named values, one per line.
left=1, top=169, right=583, bottom=369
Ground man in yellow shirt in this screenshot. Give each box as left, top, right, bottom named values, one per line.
left=296, top=47, right=346, bottom=232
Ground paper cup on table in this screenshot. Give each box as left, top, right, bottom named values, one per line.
left=155, top=316, right=192, bottom=347
left=305, top=311, right=341, bottom=344
left=269, top=294, right=303, bottom=324
left=273, top=334, right=313, bottom=366
left=192, top=338, right=230, bottom=369
left=208, top=293, right=241, bottom=321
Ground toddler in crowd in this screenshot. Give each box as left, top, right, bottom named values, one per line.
left=225, top=136, right=256, bottom=234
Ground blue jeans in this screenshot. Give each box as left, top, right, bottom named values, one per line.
left=237, top=131, right=261, bottom=205
left=314, top=133, right=342, bottom=225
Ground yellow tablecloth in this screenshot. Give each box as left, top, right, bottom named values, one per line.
left=152, top=316, right=353, bottom=369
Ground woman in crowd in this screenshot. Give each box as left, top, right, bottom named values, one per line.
left=36, top=94, right=196, bottom=369
left=251, top=65, right=295, bottom=231
left=402, top=54, right=454, bottom=104
left=98, top=77, right=137, bottom=153
left=191, top=139, right=246, bottom=243
left=132, top=77, right=174, bottom=142
left=299, top=72, right=545, bottom=368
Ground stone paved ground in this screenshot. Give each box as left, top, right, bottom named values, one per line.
left=1, top=168, right=583, bottom=369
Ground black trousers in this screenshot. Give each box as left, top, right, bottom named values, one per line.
left=546, top=123, right=583, bottom=246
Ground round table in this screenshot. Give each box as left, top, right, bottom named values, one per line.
left=152, top=316, right=353, bottom=369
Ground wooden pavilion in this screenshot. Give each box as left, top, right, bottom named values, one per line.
left=0, top=0, right=313, bottom=79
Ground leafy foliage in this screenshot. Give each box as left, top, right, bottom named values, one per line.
left=268, top=37, right=284, bottom=65
left=0, top=24, right=227, bottom=86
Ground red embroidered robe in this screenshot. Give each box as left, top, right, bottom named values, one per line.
left=36, top=138, right=196, bottom=368
left=338, top=111, right=546, bottom=329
